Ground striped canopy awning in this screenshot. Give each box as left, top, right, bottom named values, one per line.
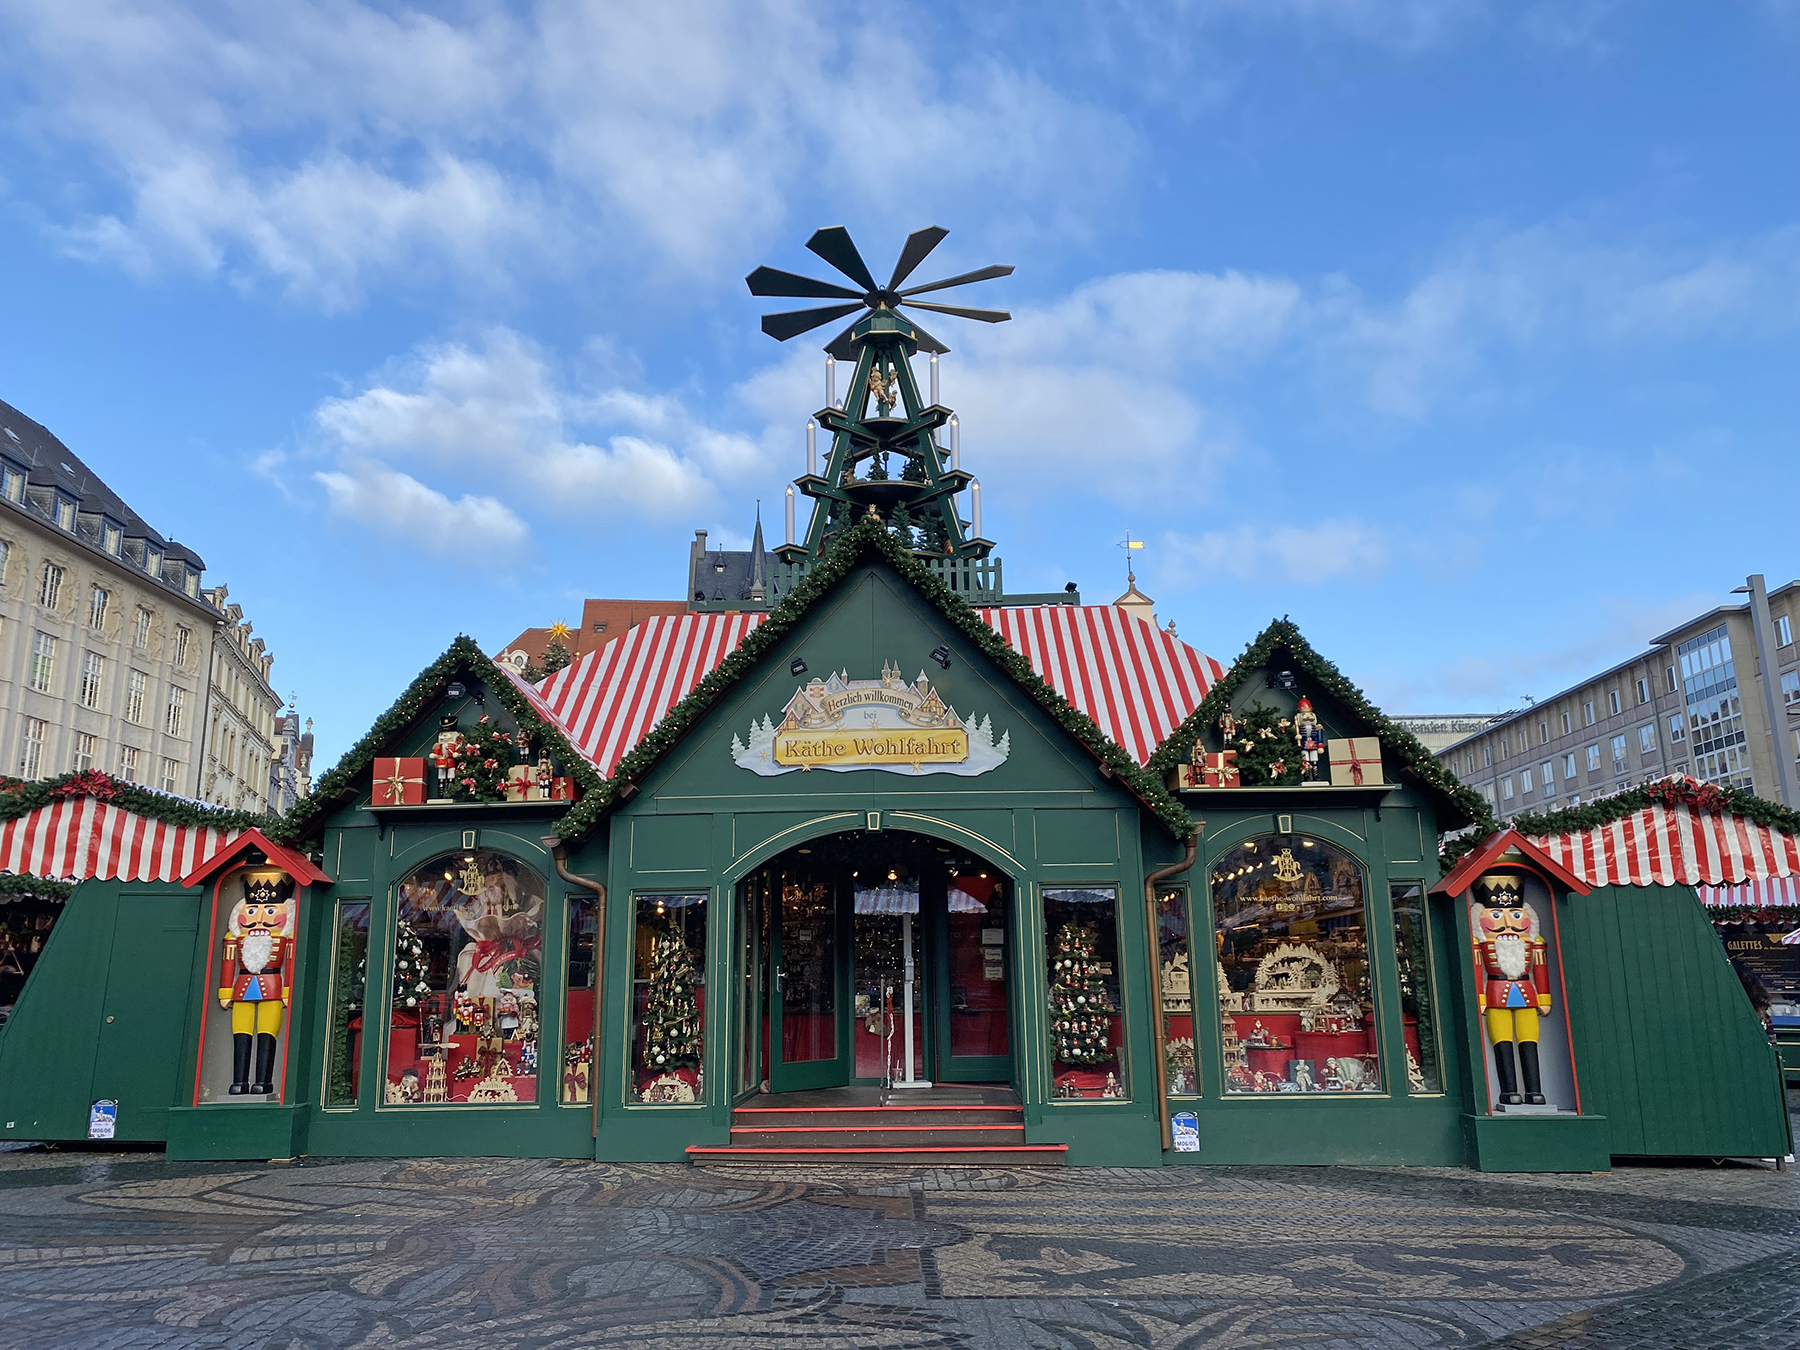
left=0, top=797, right=243, bottom=884
left=520, top=604, right=1224, bottom=778
left=854, top=885, right=920, bottom=915
left=1698, top=876, right=1800, bottom=909
left=1527, top=801, right=1800, bottom=888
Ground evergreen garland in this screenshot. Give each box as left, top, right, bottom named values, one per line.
left=0, top=873, right=74, bottom=899
left=0, top=769, right=271, bottom=833
left=639, top=926, right=703, bottom=1072
left=1143, top=617, right=1493, bottom=836
left=279, top=635, right=609, bottom=846
left=551, top=517, right=1193, bottom=843
left=1048, top=921, right=1115, bottom=1065
left=391, top=918, right=434, bottom=1010
left=1512, top=773, right=1800, bottom=840
left=1222, top=701, right=1303, bottom=787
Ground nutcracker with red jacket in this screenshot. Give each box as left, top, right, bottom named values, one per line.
left=1293, top=697, right=1327, bottom=782
left=217, top=871, right=295, bottom=1096
left=1472, top=873, right=1552, bottom=1106
left=430, top=714, right=466, bottom=800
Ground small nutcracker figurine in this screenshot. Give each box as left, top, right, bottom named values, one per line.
left=430, top=714, right=465, bottom=799
left=534, top=752, right=554, bottom=802
left=1292, top=697, right=1326, bottom=782
left=217, top=871, right=295, bottom=1096
left=1217, top=709, right=1238, bottom=746
left=1472, top=873, right=1552, bottom=1106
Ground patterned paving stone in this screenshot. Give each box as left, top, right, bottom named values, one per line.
left=0, top=1137, right=1795, bottom=1350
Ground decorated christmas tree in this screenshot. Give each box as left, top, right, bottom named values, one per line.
left=639, top=926, right=703, bottom=1074
left=1048, top=921, right=1114, bottom=1065
left=392, top=918, right=433, bottom=1009
left=450, top=715, right=517, bottom=801
left=1220, top=701, right=1303, bottom=787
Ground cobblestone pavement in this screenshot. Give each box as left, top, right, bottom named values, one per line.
left=1, top=1141, right=1796, bottom=1350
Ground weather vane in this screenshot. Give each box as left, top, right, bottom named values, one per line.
left=1118, top=533, right=1145, bottom=583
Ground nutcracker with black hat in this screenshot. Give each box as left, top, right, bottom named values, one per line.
left=1471, top=872, right=1551, bottom=1106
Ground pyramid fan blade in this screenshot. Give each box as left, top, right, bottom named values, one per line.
left=905, top=319, right=949, bottom=355
left=823, top=320, right=861, bottom=362
left=901, top=300, right=1011, bottom=323
left=898, top=264, right=1015, bottom=297
left=806, top=226, right=879, bottom=291
left=746, top=266, right=862, bottom=300
left=887, top=226, right=949, bottom=290
left=762, top=302, right=864, bottom=342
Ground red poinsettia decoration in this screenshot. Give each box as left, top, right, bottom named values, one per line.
left=1647, top=774, right=1728, bottom=813
left=53, top=769, right=118, bottom=802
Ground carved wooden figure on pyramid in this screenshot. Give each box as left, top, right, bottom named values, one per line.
left=217, top=872, right=295, bottom=1096
left=1472, top=873, right=1552, bottom=1106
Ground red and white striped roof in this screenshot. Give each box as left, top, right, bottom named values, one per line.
left=0, top=797, right=243, bottom=884
left=1529, top=801, right=1800, bottom=888
left=519, top=604, right=1224, bottom=777
left=1699, top=877, right=1800, bottom=909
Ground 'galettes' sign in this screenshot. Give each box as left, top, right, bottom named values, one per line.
left=732, top=661, right=1010, bottom=777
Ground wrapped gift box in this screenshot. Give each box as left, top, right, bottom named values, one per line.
left=1202, top=750, right=1240, bottom=788
left=372, top=757, right=426, bottom=806
left=548, top=776, right=578, bottom=801
left=1327, top=737, right=1384, bottom=787
left=504, top=765, right=537, bottom=802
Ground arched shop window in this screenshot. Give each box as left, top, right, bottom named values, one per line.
left=1045, top=886, right=1126, bottom=1100
left=383, top=852, right=545, bottom=1106
left=1211, top=835, right=1380, bottom=1095
left=630, top=892, right=708, bottom=1104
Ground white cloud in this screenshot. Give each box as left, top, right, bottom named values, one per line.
left=1161, top=521, right=1392, bottom=587
left=315, top=464, right=529, bottom=558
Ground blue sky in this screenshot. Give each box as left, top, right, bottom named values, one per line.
left=2, top=1, right=1795, bottom=769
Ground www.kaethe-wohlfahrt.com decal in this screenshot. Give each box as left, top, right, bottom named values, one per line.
left=732, top=661, right=1010, bottom=776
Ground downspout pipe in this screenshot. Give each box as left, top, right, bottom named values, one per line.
left=1144, top=827, right=1201, bottom=1152
left=549, top=838, right=606, bottom=1141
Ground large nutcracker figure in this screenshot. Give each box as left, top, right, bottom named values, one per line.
left=1472, top=872, right=1551, bottom=1106
left=430, top=713, right=465, bottom=800
left=218, top=872, right=295, bottom=1096
left=1293, top=696, right=1326, bottom=782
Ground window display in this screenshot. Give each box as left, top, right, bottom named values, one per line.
left=946, top=873, right=1008, bottom=1061
left=383, top=852, right=544, bottom=1106
left=1390, top=882, right=1441, bottom=1093
left=561, top=895, right=597, bottom=1104
left=1156, top=886, right=1197, bottom=1097
left=323, top=901, right=370, bottom=1108
left=197, top=866, right=297, bottom=1103
left=1044, top=886, right=1126, bottom=1099
left=630, top=893, right=707, bottom=1103
left=1211, top=835, right=1380, bottom=1094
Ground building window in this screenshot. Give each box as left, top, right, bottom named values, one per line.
left=1635, top=677, right=1649, bottom=705
left=173, top=626, right=191, bottom=666
left=593, top=621, right=607, bottom=633
left=124, top=669, right=148, bottom=724
left=1783, top=670, right=1800, bottom=706
left=159, top=757, right=179, bottom=793
left=0, top=539, right=9, bottom=584
left=133, top=607, right=151, bottom=649
left=1586, top=743, right=1601, bottom=772
left=1538, top=720, right=1548, bottom=746
left=1480, top=783, right=1495, bottom=804
left=323, top=901, right=371, bottom=1109
left=562, top=895, right=598, bottom=1104
left=71, top=731, right=96, bottom=772
left=1562, top=752, right=1577, bottom=779
left=1213, top=835, right=1378, bottom=1095
left=384, top=852, right=544, bottom=1107
left=88, top=585, right=109, bottom=631
left=1638, top=724, right=1656, bottom=754
left=1559, top=711, right=1570, bottom=736
left=146, top=548, right=162, bottom=577
left=38, top=562, right=63, bottom=610
left=1611, top=734, right=1627, bottom=774
left=1501, top=777, right=1515, bottom=800
left=1669, top=714, right=1685, bottom=742
left=1608, top=688, right=1622, bottom=717
left=79, top=651, right=104, bottom=709
left=1045, top=885, right=1126, bottom=1098
left=183, top=570, right=199, bottom=598
left=165, top=685, right=186, bottom=737
left=29, top=632, right=56, bottom=692
left=54, top=499, right=75, bottom=530
left=103, top=522, right=121, bottom=555
left=1390, top=882, right=1441, bottom=1094
left=629, top=892, right=709, bottom=1104
left=1482, top=744, right=1492, bottom=768
left=1541, top=761, right=1555, bottom=796
left=1679, top=624, right=1754, bottom=791
left=1583, top=701, right=1596, bottom=727
left=1665, top=665, right=1677, bottom=693
left=117, top=745, right=140, bottom=782
left=1499, top=733, right=1510, bottom=758
left=1779, top=614, right=1793, bottom=647
left=0, top=465, right=20, bottom=501
left=1156, top=885, right=1197, bottom=1097
left=1464, top=754, right=1474, bottom=775
left=1520, top=767, right=1533, bottom=793
left=18, top=717, right=48, bottom=778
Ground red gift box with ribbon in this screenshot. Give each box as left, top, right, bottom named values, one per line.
left=1327, top=737, right=1383, bottom=787
left=372, top=757, right=425, bottom=806
left=1202, top=750, right=1240, bottom=788
left=548, top=777, right=577, bottom=802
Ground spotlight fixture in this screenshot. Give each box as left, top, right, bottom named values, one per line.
left=1064, top=581, right=1077, bottom=593
left=1267, top=669, right=1297, bottom=691
left=447, top=681, right=466, bottom=699
left=929, top=644, right=952, bottom=669
left=790, top=657, right=808, bottom=676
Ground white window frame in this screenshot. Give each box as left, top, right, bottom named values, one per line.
left=165, top=685, right=186, bottom=738
left=88, top=584, right=109, bottom=631
left=71, top=731, right=96, bottom=773
left=132, top=607, right=152, bottom=650
left=1635, top=677, right=1649, bottom=705
left=1540, top=761, right=1554, bottom=795
left=124, top=669, right=148, bottom=724
left=38, top=562, right=63, bottom=610
left=1608, top=688, right=1622, bottom=717
left=1584, top=701, right=1596, bottom=727
left=1559, top=710, right=1571, bottom=736
left=1778, top=614, right=1793, bottom=647
left=159, top=757, right=180, bottom=793
left=1638, top=724, right=1656, bottom=754
left=1563, top=753, right=1577, bottom=779
left=29, top=631, right=56, bottom=693
left=1585, top=743, right=1601, bottom=772
left=173, top=626, right=190, bottom=666
left=18, top=717, right=48, bottom=778
left=79, top=651, right=104, bottom=709
left=117, top=745, right=140, bottom=783
left=1611, top=734, right=1627, bottom=773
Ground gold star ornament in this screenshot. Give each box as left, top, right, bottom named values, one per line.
left=547, top=621, right=572, bottom=641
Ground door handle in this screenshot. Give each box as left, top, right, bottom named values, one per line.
left=774, top=967, right=786, bottom=992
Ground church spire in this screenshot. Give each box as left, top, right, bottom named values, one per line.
left=748, top=501, right=766, bottom=603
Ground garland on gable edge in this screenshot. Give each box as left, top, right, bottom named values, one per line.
left=549, top=517, right=1195, bottom=843
left=1141, top=616, right=1496, bottom=839
left=277, top=634, right=610, bottom=847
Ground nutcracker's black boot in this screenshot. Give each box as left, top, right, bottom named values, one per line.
left=229, top=1032, right=252, bottom=1095
left=251, top=1032, right=278, bottom=1096
left=1518, top=1040, right=1547, bottom=1105
left=1493, top=1041, right=1522, bottom=1105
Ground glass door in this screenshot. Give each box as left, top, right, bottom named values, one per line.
left=933, top=872, right=1012, bottom=1082
left=769, top=871, right=851, bottom=1092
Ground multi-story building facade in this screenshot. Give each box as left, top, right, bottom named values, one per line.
left=199, top=585, right=284, bottom=813
left=1440, top=579, right=1800, bottom=821
left=269, top=709, right=315, bottom=815
left=0, top=400, right=218, bottom=793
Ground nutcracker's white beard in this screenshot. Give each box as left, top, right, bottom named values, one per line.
left=1493, top=932, right=1527, bottom=981
left=241, top=930, right=273, bottom=973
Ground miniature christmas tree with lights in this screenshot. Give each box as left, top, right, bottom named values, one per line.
left=392, top=918, right=433, bottom=1009
left=639, top=926, right=703, bottom=1073
left=1048, top=921, right=1114, bottom=1065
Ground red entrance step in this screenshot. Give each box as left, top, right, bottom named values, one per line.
left=688, top=1099, right=1066, bottom=1165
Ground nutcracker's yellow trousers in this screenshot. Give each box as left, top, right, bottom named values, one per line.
left=1485, top=1007, right=1539, bottom=1045
left=230, top=1001, right=285, bottom=1035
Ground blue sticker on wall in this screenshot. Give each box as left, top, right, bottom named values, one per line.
left=87, top=1100, right=118, bottom=1141
left=1171, top=1110, right=1199, bottom=1152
